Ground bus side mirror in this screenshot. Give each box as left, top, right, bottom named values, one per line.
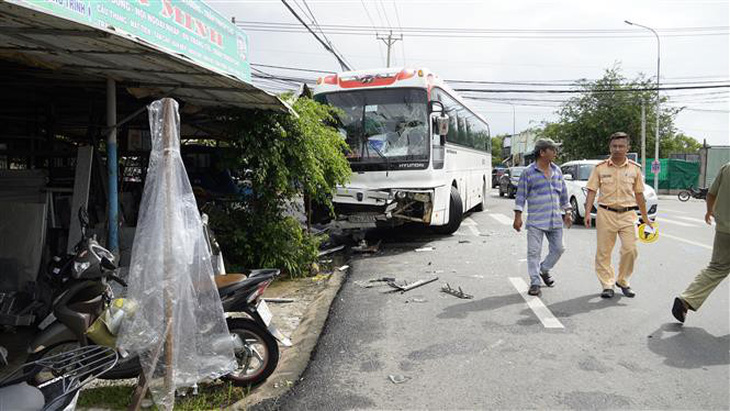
left=436, top=115, right=449, bottom=137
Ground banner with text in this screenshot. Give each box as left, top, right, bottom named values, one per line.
left=8, top=0, right=250, bottom=82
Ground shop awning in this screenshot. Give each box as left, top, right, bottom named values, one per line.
left=0, top=0, right=289, bottom=112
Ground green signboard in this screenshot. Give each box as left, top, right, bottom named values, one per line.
left=8, top=0, right=250, bottom=82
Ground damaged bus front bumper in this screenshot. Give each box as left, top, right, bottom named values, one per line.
left=332, top=188, right=434, bottom=230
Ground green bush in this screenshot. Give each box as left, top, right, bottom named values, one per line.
left=209, top=98, right=350, bottom=277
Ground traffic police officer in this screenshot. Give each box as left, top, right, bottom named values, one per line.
left=584, top=132, right=653, bottom=298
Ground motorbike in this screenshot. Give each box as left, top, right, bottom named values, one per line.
left=678, top=186, right=708, bottom=202
left=28, top=208, right=290, bottom=387
left=0, top=345, right=117, bottom=411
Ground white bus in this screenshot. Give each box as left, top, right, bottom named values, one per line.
left=313, top=67, right=492, bottom=234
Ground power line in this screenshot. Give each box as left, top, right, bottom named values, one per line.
left=279, top=0, right=352, bottom=71
left=393, top=1, right=406, bottom=65
left=235, top=21, right=729, bottom=38
left=251, top=62, right=337, bottom=74
left=236, top=21, right=729, bottom=34
left=454, top=84, right=730, bottom=93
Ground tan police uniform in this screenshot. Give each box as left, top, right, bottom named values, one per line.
left=586, top=158, right=644, bottom=290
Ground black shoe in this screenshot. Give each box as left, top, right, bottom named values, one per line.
left=600, top=289, right=615, bottom=299
left=618, top=285, right=636, bottom=298
left=528, top=284, right=542, bottom=296
left=672, top=297, right=688, bottom=323
left=540, top=271, right=555, bottom=287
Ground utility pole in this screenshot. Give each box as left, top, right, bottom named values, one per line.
left=376, top=30, right=403, bottom=67
left=641, top=100, right=646, bottom=172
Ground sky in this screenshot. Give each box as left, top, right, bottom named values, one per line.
left=210, top=0, right=729, bottom=146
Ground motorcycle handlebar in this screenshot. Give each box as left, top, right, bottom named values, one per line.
left=109, top=275, right=127, bottom=287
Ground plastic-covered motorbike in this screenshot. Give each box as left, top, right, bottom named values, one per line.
left=28, top=208, right=290, bottom=386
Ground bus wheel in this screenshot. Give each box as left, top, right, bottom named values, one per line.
left=433, top=186, right=463, bottom=235
left=474, top=180, right=487, bottom=212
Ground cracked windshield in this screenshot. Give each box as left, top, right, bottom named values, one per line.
left=316, top=88, right=428, bottom=163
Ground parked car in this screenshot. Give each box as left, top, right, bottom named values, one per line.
left=498, top=166, right=526, bottom=198
left=560, top=160, right=658, bottom=225
left=492, top=166, right=507, bottom=188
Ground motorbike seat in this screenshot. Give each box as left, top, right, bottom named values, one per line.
left=214, top=274, right=248, bottom=289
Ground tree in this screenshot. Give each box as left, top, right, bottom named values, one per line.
left=661, top=132, right=702, bottom=156
left=491, top=135, right=504, bottom=166
left=538, top=65, right=700, bottom=160
left=207, top=98, right=351, bottom=277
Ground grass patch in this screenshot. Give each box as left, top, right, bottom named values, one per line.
left=78, top=381, right=250, bottom=410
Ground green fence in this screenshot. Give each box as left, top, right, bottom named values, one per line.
left=645, top=158, right=699, bottom=190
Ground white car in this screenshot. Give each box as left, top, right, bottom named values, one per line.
left=560, top=160, right=658, bottom=225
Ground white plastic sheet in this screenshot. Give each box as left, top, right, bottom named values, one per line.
left=117, top=99, right=235, bottom=410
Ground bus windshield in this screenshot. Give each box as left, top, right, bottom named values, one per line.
left=315, top=88, right=429, bottom=164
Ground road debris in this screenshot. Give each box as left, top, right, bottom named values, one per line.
left=353, top=239, right=381, bottom=253
left=458, top=240, right=471, bottom=244
left=386, top=276, right=439, bottom=293
left=388, top=374, right=411, bottom=384
left=263, top=298, right=295, bottom=303
left=318, top=245, right=345, bottom=257
left=441, top=283, right=474, bottom=299
left=337, top=265, right=350, bottom=271
left=414, top=246, right=434, bottom=252
left=405, top=297, right=428, bottom=304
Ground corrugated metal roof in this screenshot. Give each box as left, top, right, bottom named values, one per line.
left=0, top=1, right=289, bottom=112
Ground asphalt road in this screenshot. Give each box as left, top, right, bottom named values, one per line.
left=266, top=191, right=729, bottom=410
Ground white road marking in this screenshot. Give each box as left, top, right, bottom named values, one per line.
left=509, top=277, right=565, bottom=329
left=468, top=225, right=480, bottom=236
left=661, top=233, right=713, bottom=250
left=675, top=216, right=710, bottom=225
left=462, top=217, right=477, bottom=226
left=656, top=218, right=695, bottom=227
left=489, top=213, right=513, bottom=225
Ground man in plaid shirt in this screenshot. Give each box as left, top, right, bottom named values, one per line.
left=513, top=139, right=572, bottom=296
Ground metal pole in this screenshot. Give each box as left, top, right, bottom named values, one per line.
left=511, top=103, right=516, bottom=137
left=625, top=20, right=660, bottom=191
left=386, top=32, right=392, bottom=67
left=106, top=78, right=119, bottom=254
left=641, top=100, right=646, bottom=172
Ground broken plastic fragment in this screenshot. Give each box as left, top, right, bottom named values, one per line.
left=388, top=374, right=411, bottom=384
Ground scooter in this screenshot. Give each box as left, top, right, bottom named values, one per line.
left=0, top=345, right=117, bottom=411
left=678, top=186, right=708, bottom=202
left=28, top=208, right=290, bottom=386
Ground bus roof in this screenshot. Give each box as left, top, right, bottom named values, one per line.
left=313, top=67, right=454, bottom=94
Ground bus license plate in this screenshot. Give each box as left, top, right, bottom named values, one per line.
left=349, top=214, right=377, bottom=223
left=257, top=300, right=273, bottom=326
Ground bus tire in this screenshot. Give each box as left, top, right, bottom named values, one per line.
left=474, top=180, right=487, bottom=212
left=433, top=186, right=463, bottom=235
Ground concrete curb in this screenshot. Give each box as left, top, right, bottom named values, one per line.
left=231, top=268, right=348, bottom=410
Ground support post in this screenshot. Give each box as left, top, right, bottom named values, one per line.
left=106, top=78, right=119, bottom=254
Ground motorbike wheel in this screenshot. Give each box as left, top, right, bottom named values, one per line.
left=678, top=191, right=690, bottom=202
left=223, top=318, right=279, bottom=387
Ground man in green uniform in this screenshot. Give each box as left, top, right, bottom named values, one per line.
left=672, top=161, right=730, bottom=323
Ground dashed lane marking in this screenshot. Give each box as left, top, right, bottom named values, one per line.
left=509, top=277, right=565, bottom=329
left=657, top=218, right=696, bottom=227
left=489, top=213, right=513, bottom=226
left=661, top=233, right=713, bottom=250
